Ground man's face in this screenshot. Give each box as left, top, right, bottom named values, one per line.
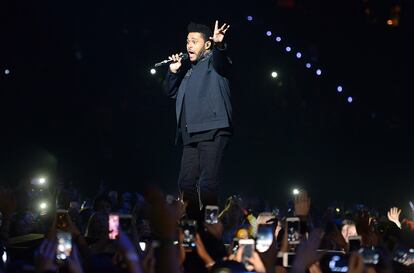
left=187, top=32, right=208, bottom=62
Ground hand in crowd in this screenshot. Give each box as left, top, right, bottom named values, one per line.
left=204, top=221, right=224, bottom=240
left=233, top=245, right=266, bottom=272
left=116, top=232, right=143, bottom=273
left=347, top=252, right=365, bottom=273
left=67, top=245, right=84, bottom=273
left=387, top=207, right=402, bottom=228
left=35, top=239, right=58, bottom=273
left=294, top=191, right=311, bottom=217
left=291, top=229, right=323, bottom=273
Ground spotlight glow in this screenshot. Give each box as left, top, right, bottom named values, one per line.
left=2, top=249, right=7, bottom=264
left=4, top=69, right=10, bottom=75
left=347, top=96, right=353, bottom=103
left=266, top=31, right=272, bottom=37
left=285, top=46, right=291, bottom=52
left=292, top=189, right=300, bottom=195
left=296, top=52, right=302, bottom=59
left=247, top=16, right=253, bottom=21
left=39, top=202, right=48, bottom=210
left=38, top=177, right=46, bottom=185
left=150, top=68, right=157, bottom=75
left=316, top=69, right=322, bottom=76
left=275, top=36, right=282, bottom=42
left=271, top=71, right=278, bottom=78
left=337, top=86, right=343, bottom=92
left=306, top=63, right=312, bottom=69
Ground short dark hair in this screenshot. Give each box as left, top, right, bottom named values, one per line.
left=187, top=22, right=213, bottom=41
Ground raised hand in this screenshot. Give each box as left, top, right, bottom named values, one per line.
left=387, top=207, right=402, bottom=228
left=35, top=239, right=58, bottom=273
left=246, top=251, right=266, bottom=272
left=168, top=53, right=184, bottom=73
left=348, top=252, right=365, bottom=273
left=209, top=20, right=230, bottom=44
left=294, top=191, right=311, bottom=217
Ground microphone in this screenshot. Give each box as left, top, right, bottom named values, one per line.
left=154, top=53, right=188, bottom=67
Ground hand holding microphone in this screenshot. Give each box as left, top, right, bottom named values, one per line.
left=168, top=53, right=184, bottom=73
left=154, top=52, right=188, bottom=73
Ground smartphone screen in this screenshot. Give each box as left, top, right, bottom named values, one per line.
left=348, top=235, right=362, bottom=251
left=286, top=217, right=301, bottom=244
left=181, top=220, right=197, bottom=249
left=320, top=253, right=349, bottom=273
left=283, top=252, right=296, bottom=267
left=359, top=247, right=380, bottom=265
left=256, top=224, right=273, bottom=253
left=56, top=209, right=69, bottom=230
left=205, top=205, right=219, bottom=224
left=109, top=214, right=120, bottom=240
left=56, top=232, right=72, bottom=262
left=239, top=239, right=255, bottom=265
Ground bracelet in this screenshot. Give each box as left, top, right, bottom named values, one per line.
left=205, top=261, right=216, bottom=268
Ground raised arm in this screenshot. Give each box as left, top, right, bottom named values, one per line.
left=209, top=20, right=232, bottom=76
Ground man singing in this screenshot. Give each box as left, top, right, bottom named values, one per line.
left=163, top=20, right=232, bottom=220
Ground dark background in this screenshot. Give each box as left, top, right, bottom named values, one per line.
left=1, top=0, right=413, bottom=208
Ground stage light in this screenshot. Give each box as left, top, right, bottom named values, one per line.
left=296, top=52, right=302, bottom=59
left=2, top=248, right=7, bottom=264
left=150, top=68, right=156, bottom=75
left=139, top=242, right=147, bottom=251
left=337, top=86, right=343, bottom=92
left=306, top=63, right=312, bottom=69
left=271, top=71, right=278, bottom=78
left=347, top=96, right=353, bottom=103
left=247, top=16, right=253, bottom=21
left=4, top=69, right=10, bottom=75
left=266, top=31, right=272, bottom=37
left=38, top=177, right=46, bottom=185
left=285, top=46, right=291, bottom=52
left=316, top=69, right=322, bottom=76
left=387, top=19, right=393, bottom=26
left=336, top=208, right=341, bottom=213
left=275, top=36, right=282, bottom=42
left=292, top=188, right=300, bottom=195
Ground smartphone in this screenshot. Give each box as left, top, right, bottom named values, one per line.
left=239, top=239, right=255, bottom=265
left=256, top=224, right=274, bottom=253
left=120, top=214, right=133, bottom=236
left=283, top=252, right=295, bottom=267
left=348, top=235, right=362, bottom=251
left=109, top=214, right=120, bottom=240
left=56, top=209, right=69, bottom=230
left=204, top=205, right=219, bottom=224
left=56, top=232, right=72, bottom=262
left=393, top=247, right=414, bottom=267
left=286, top=217, right=301, bottom=244
left=181, top=220, right=197, bottom=249
left=320, top=252, right=350, bottom=273
left=232, top=237, right=239, bottom=255
left=359, top=247, right=380, bottom=265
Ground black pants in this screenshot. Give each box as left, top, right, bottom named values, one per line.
left=178, top=135, right=229, bottom=220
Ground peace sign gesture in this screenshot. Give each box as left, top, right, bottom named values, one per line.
left=209, top=20, right=230, bottom=44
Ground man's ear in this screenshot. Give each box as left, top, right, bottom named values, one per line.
left=205, top=40, right=212, bottom=50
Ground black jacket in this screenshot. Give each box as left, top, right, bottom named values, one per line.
left=163, top=44, right=232, bottom=134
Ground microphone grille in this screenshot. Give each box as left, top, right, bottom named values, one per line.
left=180, top=53, right=189, bottom=60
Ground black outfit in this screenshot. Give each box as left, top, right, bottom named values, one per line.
left=164, top=44, right=232, bottom=220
